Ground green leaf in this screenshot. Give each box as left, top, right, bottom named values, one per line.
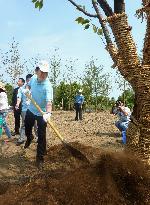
left=35, top=1, right=40, bottom=8
left=75, top=17, right=85, bottom=24
left=32, top=0, right=37, bottom=3
left=93, top=25, right=97, bottom=33
left=97, top=28, right=103, bottom=35
left=38, top=0, right=43, bottom=9
left=84, top=24, right=90, bottom=30
left=82, top=19, right=90, bottom=25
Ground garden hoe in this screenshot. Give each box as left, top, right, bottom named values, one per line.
left=25, top=92, right=89, bottom=163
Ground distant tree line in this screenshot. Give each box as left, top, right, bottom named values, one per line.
left=0, top=38, right=134, bottom=111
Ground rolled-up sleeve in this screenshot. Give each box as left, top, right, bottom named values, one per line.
left=45, top=86, right=53, bottom=102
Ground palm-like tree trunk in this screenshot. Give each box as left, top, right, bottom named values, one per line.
left=107, top=8, right=150, bottom=164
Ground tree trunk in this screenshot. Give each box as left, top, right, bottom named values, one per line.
left=95, top=93, right=98, bottom=112
left=69, top=0, right=150, bottom=164
left=143, top=8, right=150, bottom=64
left=114, top=0, right=125, bottom=14
left=61, top=98, right=64, bottom=110
left=107, top=13, right=150, bottom=164
left=107, top=13, right=141, bottom=86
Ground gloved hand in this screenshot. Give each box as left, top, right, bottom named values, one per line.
left=43, top=112, right=51, bottom=122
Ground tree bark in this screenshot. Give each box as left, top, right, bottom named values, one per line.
left=107, top=13, right=141, bottom=85
left=114, top=0, right=125, bottom=14
left=142, top=0, right=150, bottom=6
left=97, top=0, right=113, bottom=17
left=107, top=12, right=150, bottom=164
left=143, top=8, right=150, bottom=64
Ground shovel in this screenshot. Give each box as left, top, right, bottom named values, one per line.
left=25, top=92, right=89, bottom=163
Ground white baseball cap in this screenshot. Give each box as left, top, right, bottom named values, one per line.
left=79, top=89, right=83, bottom=93
left=38, top=60, right=49, bottom=72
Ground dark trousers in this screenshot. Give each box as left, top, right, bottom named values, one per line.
left=25, top=110, right=47, bottom=159
left=75, top=103, right=82, bottom=120
left=14, top=109, right=21, bottom=133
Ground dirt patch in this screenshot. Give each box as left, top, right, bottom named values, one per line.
left=0, top=150, right=149, bottom=205
left=0, top=111, right=149, bottom=204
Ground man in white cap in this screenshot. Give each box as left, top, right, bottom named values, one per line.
left=74, top=89, right=84, bottom=121
left=24, top=60, right=53, bottom=168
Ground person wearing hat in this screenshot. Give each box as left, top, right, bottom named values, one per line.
left=24, top=60, right=53, bottom=168
left=74, top=89, right=84, bottom=121
left=0, top=82, right=12, bottom=140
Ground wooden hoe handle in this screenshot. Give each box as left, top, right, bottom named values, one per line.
left=25, top=92, right=64, bottom=142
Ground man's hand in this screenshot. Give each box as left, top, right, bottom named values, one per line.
left=43, top=112, right=51, bottom=122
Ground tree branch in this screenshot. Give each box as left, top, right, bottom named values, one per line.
left=92, top=0, right=122, bottom=69
left=97, top=0, right=113, bottom=17
left=68, top=0, right=98, bottom=18
left=92, top=0, right=112, bottom=44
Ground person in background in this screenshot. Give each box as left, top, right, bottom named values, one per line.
left=27, top=66, right=41, bottom=140
left=112, top=100, right=131, bottom=143
left=15, top=74, right=33, bottom=146
left=74, top=89, right=84, bottom=121
left=24, top=60, right=53, bottom=169
left=11, top=78, right=25, bottom=136
left=0, top=82, right=12, bottom=141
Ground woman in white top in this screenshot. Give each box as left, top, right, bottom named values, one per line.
left=0, top=82, right=12, bottom=139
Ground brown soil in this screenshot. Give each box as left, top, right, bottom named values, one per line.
left=0, top=111, right=149, bottom=205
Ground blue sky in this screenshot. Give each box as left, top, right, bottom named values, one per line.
left=0, top=0, right=146, bottom=98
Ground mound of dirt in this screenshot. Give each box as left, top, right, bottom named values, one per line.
left=0, top=150, right=149, bottom=205
left=0, top=111, right=149, bottom=204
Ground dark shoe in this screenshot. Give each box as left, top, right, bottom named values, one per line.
left=36, top=157, right=44, bottom=169
left=24, top=134, right=34, bottom=149
left=24, top=139, right=32, bottom=149
left=11, top=131, right=20, bottom=136
left=16, top=141, right=24, bottom=146
left=75, top=118, right=78, bottom=121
